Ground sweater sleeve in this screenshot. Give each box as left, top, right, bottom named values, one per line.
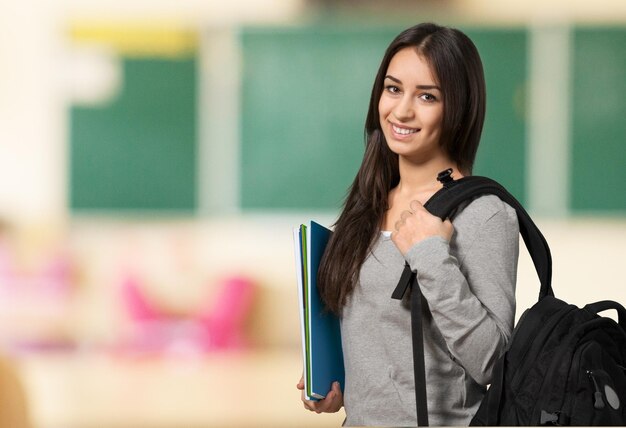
left=404, top=204, right=519, bottom=386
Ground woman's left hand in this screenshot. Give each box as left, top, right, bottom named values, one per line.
left=297, top=376, right=343, bottom=413
left=391, top=200, right=454, bottom=255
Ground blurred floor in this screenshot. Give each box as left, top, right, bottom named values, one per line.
left=17, top=349, right=344, bottom=428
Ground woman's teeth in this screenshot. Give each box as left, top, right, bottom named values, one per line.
left=392, top=124, right=418, bottom=135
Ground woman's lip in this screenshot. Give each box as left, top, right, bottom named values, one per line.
left=389, top=122, right=420, bottom=137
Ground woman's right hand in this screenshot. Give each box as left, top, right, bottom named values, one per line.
left=297, top=375, right=343, bottom=413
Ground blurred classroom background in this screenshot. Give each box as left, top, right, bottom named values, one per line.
left=0, top=0, right=625, bottom=427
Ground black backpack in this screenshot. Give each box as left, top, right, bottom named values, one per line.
left=392, top=170, right=626, bottom=426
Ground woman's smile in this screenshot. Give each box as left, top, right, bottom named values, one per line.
left=389, top=122, right=420, bottom=138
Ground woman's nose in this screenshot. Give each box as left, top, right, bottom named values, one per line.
left=392, top=95, right=415, bottom=121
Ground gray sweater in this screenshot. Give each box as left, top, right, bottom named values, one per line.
left=340, top=195, right=519, bottom=426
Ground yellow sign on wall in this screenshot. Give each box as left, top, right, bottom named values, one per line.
left=69, top=21, right=197, bottom=58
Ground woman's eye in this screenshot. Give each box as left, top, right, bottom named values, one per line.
left=420, top=93, right=437, bottom=102
left=385, top=85, right=401, bottom=94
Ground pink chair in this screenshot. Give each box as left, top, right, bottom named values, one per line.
left=118, top=274, right=256, bottom=354
left=198, top=276, right=256, bottom=350
left=120, top=275, right=162, bottom=323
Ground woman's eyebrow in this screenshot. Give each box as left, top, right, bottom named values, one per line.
left=384, top=75, right=402, bottom=84
left=384, top=75, right=440, bottom=91
left=416, top=84, right=441, bottom=90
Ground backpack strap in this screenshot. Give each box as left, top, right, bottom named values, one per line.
left=424, top=170, right=553, bottom=300
left=393, top=263, right=429, bottom=426
left=391, top=170, right=554, bottom=427
left=584, top=300, right=626, bottom=329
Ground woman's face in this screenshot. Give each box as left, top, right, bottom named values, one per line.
left=378, top=47, right=445, bottom=162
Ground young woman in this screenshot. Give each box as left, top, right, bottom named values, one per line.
left=297, top=23, right=519, bottom=426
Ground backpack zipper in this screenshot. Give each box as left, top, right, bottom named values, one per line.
left=587, top=370, right=606, bottom=410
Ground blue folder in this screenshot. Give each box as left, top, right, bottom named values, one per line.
left=294, top=221, right=345, bottom=400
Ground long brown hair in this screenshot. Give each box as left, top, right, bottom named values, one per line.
left=318, top=23, right=487, bottom=315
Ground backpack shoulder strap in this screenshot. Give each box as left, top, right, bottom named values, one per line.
left=424, top=170, right=553, bottom=300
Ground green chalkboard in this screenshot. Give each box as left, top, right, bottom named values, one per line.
left=70, top=57, right=197, bottom=212
left=240, top=26, right=527, bottom=210
left=571, top=28, right=626, bottom=213
left=241, top=27, right=395, bottom=210
left=467, top=29, right=527, bottom=203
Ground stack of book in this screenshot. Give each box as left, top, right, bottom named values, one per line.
left=293, top=221, right=345, bottom=400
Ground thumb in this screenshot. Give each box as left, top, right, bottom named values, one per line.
left=297, top=376, right=304, bottom=390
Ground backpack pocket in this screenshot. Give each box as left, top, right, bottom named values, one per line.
left=564, top=340, right=626, bottom=425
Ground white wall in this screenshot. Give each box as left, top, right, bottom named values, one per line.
left=0, top=1, right=66, bottom=225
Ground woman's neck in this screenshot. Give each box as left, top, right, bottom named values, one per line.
left=395, top=155, right=462, bottom=197
left=382, top=156, right=463, bottom=231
